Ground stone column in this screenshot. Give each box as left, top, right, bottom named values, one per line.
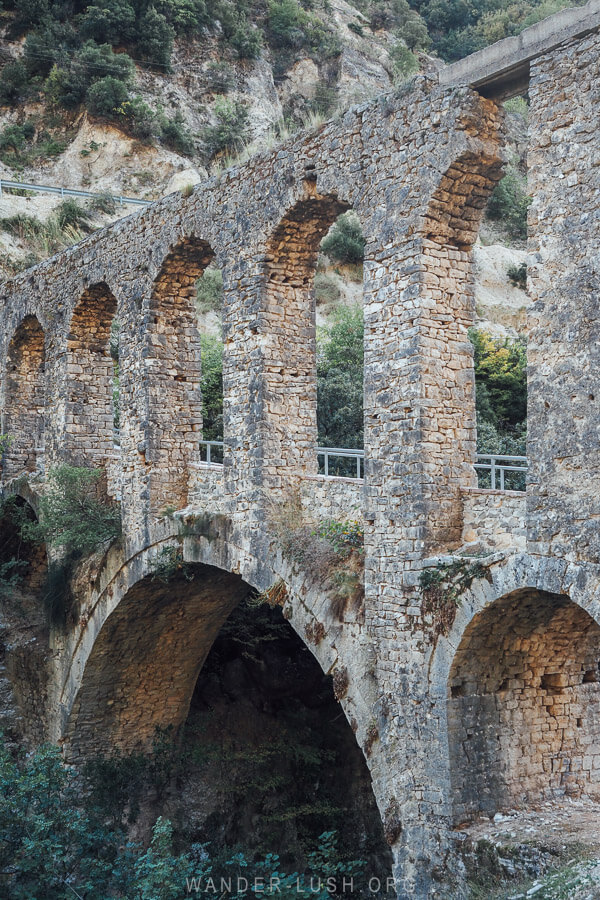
left=527, top=32, right=600, bottom=563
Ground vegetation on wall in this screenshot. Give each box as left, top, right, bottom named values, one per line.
left=470, top=328, right=527, bottom=457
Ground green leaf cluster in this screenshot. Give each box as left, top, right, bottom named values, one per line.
left=23, top=465, right=121, bottom=557
left=317, top=304, right=364, bottom=452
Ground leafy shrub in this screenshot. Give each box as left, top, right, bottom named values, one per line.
left=136, top=6, right=175, bottom=69
left=201, top=97, right=249, bottom=158
left=267, top=0, right=341, bottom=61
left=320, top=211, right=365, bottom=264
left=507, top=260, right=527, bottom=290
left=196, top=265, right=223, bottom=314
left=155, top=0, right=211, bottom=34
left=389, top=42, right=419, bottom=79
left=205, top=61, right=235, bottom=94
left=151, top=545, right=194, bottom=583
left=0, top=122, right=35, bottom=159
left=119, top=96, right=158, bottom=139
left=22, top=465, right=121, bottom=556
left=315, top=519, right=364, bottom=554
left=487, top=167, right=530, bottom=240
left=0, top=738, right=198, bottom=899
left=24, top=20, right=79, bottom=79
left=160, top=113, right=195, bottom=155
left=86, top=75, right=130, bottom=117
left=80, top=0, right=137, bottom=45
left=231, top=23, right=263, bottom=59
left=0, top=61, right=29, bottom=106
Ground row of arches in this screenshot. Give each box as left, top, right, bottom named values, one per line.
left=2, top=144, right=505, bottom=538
left=1, top=194, right=365, bottom=508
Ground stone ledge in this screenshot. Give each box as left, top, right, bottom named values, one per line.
left=439, top=0, right=600, bottom=98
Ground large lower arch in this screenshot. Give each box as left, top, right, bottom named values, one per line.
left=147, top=237, right=214, bottom=514
left=2, top=316, right=46, bottom=480
left=66, top=283, right=118, bottom=471
left=65, top=561, right=249, bottom=758
left=263, top=188, right=349, bottom=484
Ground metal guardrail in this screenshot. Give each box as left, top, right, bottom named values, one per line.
left=474, top=454, right=527, bottom=491
left=0, top=179, right=151, bottom=208
left=318, top=446, right=363, bottom=478
left=198, top=442, right=527, bottom=490
left=199, top=440, right=225, bottom=464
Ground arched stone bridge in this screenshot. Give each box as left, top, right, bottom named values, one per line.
left=1, top=5, right=600, bottom=897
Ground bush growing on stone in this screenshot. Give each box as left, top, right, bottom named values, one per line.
left=507, top=260, right=527, bottom=290
left=86, top=75, right=130, bottom=117
left=205, top=61, right=236, bottom=94
left=231, top=23, right=263, bottom=59
left=201, top=97, right=249, bottom=159
left=22, top=465, right=121, bottom=557
left=159, top=113, right=195, bottom=156
left=320, top=212, right=365, bottom=265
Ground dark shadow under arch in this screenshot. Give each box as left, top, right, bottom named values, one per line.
left=448, top=588, right=600, bottom=824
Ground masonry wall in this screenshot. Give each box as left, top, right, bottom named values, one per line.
left=528, top=30, right=600, bottom=562
left=448, top=590, right=600, bottom=823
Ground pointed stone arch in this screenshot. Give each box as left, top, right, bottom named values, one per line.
left=2, top=316, right=46, bottom=480
left=262, top=189, right=350, bottom=486
left=416, top=141, right=505, bottom=550
left=66, top=283, right=118, bottom=471
left=147, top=237, right=214, bottom=514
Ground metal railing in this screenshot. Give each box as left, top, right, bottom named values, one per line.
left=199, top=440, right=225, bottom=465
left=197, top=442, right=528, bottom=489
left=474, top=454, right=527, bottom=491
left=317, top=446, right=364, bottom=478
left=0, top=179, right=151, bottom=208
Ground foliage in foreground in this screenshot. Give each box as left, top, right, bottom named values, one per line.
left=0, top=734, right=365, bottom=899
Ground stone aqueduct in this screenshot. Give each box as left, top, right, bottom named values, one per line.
left=1, top=3, right=600, bottom=896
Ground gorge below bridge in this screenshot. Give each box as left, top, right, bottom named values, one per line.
left=1, top=2, right=600, bottom=897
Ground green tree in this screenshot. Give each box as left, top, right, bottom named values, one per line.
left=200, top=334, right=224, bottom=441
left=470, top=329, right=527, bottom=434
left=86, top=75, right=130, bottom=117
left=320, top=212, right=365, bottom=265
left=317, top=305, right=364, bottom=450
left=136, top=6, right=175, bottom=69
left=0, top=61, right=29, bottom=106
left=80, top=0, right=137, bottom=44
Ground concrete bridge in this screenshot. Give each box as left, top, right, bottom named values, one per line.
left=1, top=3, right=600, bottom=896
